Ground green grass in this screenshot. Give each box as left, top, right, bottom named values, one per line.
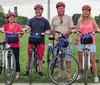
left=0, top=33, right=100, bottom=83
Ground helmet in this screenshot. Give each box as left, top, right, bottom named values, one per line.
left=6, top=12, right=16, bottom=18
left=82, top=5, right=91, bottom=11
left=56, top=2, right=65, bottom=8
left=34, top=4, right=43, bottom=10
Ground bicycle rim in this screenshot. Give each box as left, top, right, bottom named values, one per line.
left=48, top=54, right=79, bottom=85
left=4, top=51, right=16, bottom=85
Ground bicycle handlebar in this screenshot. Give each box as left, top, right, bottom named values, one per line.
left=74, top=30, right=98, bottom=35
left=51, top=30, right=67, bottom=38
left=0, top=30, right=24, bottom=35
left=25, top=30, right=46, bottom=36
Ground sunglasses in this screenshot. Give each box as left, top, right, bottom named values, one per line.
left=60, top=17, right=63, bottom=24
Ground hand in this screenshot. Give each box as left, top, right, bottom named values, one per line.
left=45, top=30, right=51, bottom=35
left=97, top=29, right=100, bottom=33
left=71, top=29, right=77, bottom=33
left=54, top=34, right=61, bottom=41
left=0, top=28, right=4, bottom=33
left=21, top=28, right=26, bottom=33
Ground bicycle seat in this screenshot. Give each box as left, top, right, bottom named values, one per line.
left=48, top=36, right=55, bottom=40
left=0, top=41, right=5, bottom=45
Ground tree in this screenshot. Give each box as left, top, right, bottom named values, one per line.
left=94, top=15, right=100, bottom=27
left=0, top=12, right=29, bottom=27
left=16, top=16, right=29, bottom=25
left=72, top=14, right=81, bottom=25
left=0, top=12, right=6, bottom=27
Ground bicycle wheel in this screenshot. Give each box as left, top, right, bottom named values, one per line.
left=4, top=50, right=16, bottom=85
left=29, top=50, right=34, bottom=85
left=48, top=54, right=79, bottom=85
left=84, top=52, right=88, bottom=85
left=47, top=46, right=54, bottom=66
left=0, top=52, right=3, bottom=75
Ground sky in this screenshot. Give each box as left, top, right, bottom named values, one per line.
left=0, top=0, right=100, bottom=22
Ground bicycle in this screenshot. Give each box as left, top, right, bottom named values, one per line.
left=0, top=31, right=23, bottom=85
left=75, top=30, right=98, bottom=85
left=26, top=32, right=46, bottom=85
left=48, top=31, right=79, bottom=85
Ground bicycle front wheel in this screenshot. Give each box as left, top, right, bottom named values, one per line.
left=84, top=53, right=88, bottom=85
left=47, top=46, right=54, bottom=66
left=48, top=54, right=79, bottom=85
left=4, top=50, right=16, bottom=85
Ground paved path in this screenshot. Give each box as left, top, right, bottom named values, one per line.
left=0, top=83, right=100, bottom=85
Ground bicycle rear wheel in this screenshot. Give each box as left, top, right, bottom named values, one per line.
left=4, top=50, right=16, bottom=85
left=29, top=50, right=34, bottom=85
left=48, top=54, right=79, bottom=85
left=0, top=52, right=3, bottom=75
left=84, top=53, right=88, bottom=85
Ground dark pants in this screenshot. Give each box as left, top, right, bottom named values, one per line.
left=11, top=48, right=20, bottom=72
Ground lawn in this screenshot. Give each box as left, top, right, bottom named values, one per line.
left=0, top=33, right=100, bottom=83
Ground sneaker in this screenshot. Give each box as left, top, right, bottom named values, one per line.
left=24, top=72, right=29, bottom=78
left=94, top=76, right=99, bottom=83
left=39, top=72, right=44, bottom=78
left=76, top=75, right=81, bottom=80
left=15, top=75, right=19, bottom=79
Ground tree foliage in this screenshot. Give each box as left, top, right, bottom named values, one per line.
left=94, top=14, right=100, bottom=27
left=72, top=13, right=81, bottom=25
left=0, top=12, right=6, bottom=27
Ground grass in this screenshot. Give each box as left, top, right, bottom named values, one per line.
left=0, top=33, right=100, bottom=83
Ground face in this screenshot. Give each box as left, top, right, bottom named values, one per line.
left=57, top=6, right=65, bottom=15
left=35, top=8, right=43, bottom=16
left=82, top=10, right=90, bottom=18
left=8, top=16, right=15, bottom=23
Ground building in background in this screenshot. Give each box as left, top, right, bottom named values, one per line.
left=14, top=6, right=18, bottom=16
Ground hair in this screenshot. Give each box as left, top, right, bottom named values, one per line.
left=6, top=16, right=16, bottom=23
left=78, top=11, right=93, bottom=22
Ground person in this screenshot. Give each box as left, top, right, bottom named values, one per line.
left=51, top=2, right=74, bottom=80
left=0, top=12, right=22, bottom=78
left=74, top=5, right=100, bottom=82
left=22, top=4, right=51, bottom=77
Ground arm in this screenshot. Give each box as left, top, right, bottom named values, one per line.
left=21, top=25, right=30, bottom=32
left=45, top=20, right=51, bottom=35
left=92, top=19, right=100, bottom=32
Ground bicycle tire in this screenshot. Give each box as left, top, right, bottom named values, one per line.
left=0, top=51, right=3, bottom=75
left=4, top=50, right=16, bottom=85
left=29, top=50, right=34, bottom=85
left=84, top=52, right=88, bottom=85
left=48, top=53, right=79, bottom=85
